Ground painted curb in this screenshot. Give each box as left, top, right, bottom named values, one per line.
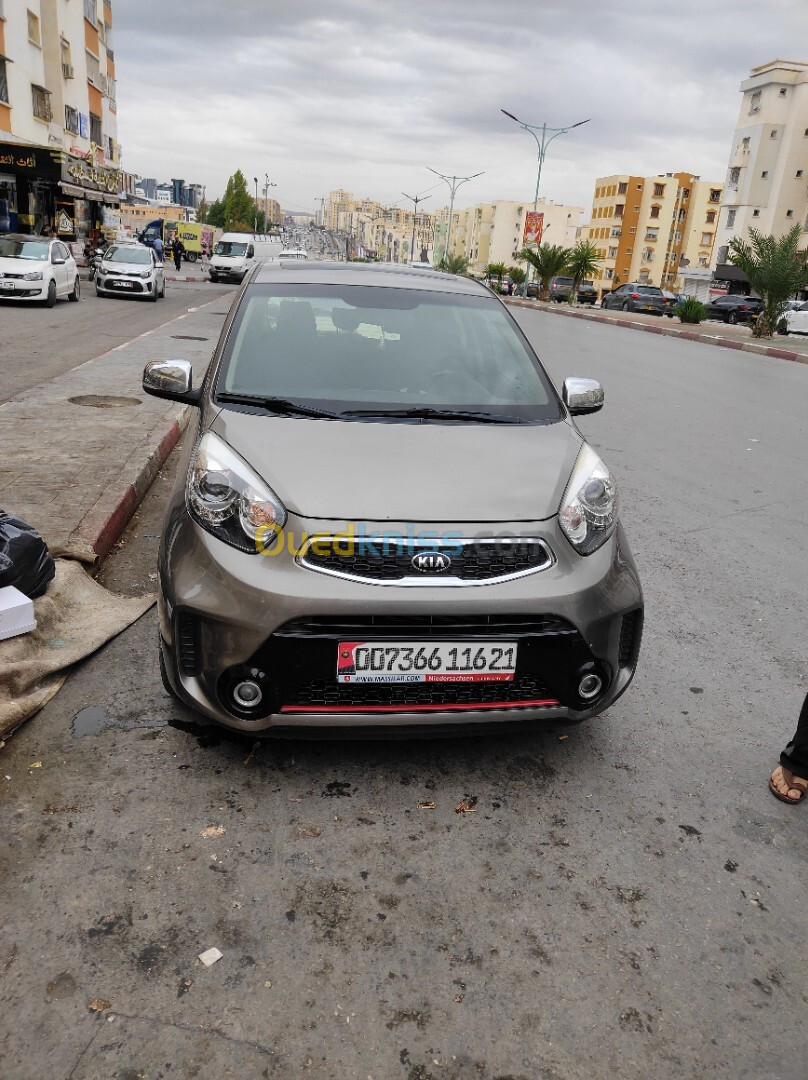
left=65, top=409, right=190, bottom=564
left=504, top=298, right=808, bottom=366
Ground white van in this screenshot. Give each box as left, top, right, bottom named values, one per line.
left=209, top=233, right=276, bottom=283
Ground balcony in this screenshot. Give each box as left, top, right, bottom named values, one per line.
left=610, top=228, right=622, bottom=238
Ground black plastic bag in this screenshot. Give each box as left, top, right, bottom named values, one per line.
left=0, top=510, right=56, bottom=599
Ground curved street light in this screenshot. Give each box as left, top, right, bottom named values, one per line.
left=500, top=109, right=590, bottom=213
left=426, top=167, right=483, bottom=266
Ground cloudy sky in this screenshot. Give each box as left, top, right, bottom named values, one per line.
left=114, top=0, right=806, bottom=217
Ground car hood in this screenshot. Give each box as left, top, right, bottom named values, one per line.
left=102, top=260, right=153, bottom=272
left=0, top=256, right=47, bottom=274
left=208, top=410, right=583, bottom=522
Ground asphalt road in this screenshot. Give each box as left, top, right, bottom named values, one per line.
left=1, top=310, right=806, bottom=1079
left=0, top=277, right=234, bottom=403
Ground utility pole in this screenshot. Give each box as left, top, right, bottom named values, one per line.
left=426, top=168, right=483, bottom=266
left=263, top=174, right=276, bottom=234
left=401, top=191, right=430, bottom=264
left=253, top=177, right=259, bottom=236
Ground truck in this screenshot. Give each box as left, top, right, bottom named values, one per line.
left=138, top=219, right=216, bottom=263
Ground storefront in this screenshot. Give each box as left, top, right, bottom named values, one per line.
left=0, top=141, right=128, bottom=245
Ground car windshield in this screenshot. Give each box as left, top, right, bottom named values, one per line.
left=0, top=238, right=49, bottom=261
left=104, top=246, right=151, bottom=264
left=215, top=242, right=248, bottom=256
left=216, top=284, right=561, bottom=422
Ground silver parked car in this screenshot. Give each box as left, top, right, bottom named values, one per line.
left=143, top=262, right=643, bottom=735
left=96, top=242, right=165, bottom=301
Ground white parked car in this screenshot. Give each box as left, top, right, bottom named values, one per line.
left=96, top=242, right=165, bottom=301
left=783, top=301, right=808, bottom=335
left=0, top=233, right=80, bottom=306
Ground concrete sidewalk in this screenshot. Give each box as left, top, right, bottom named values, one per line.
left=0, top=290, right=234, bottom=564
left=505, top=297, right=808, bottom=365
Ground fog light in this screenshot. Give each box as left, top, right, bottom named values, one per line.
left=232, top=680, right=263, bottom=709
left=578, top=673, right=602, bottom=700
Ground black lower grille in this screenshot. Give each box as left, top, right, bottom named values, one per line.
left=619, top=609, right=642, bottom=667
left=177, top=612, right=199, bottom=675
left=300, top=538, right=552, bottom=582
left=275, top=614, right=576, bottom=638
left=283, top=674, right=555, bottom=711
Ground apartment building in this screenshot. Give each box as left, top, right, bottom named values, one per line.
left=447, top=198, right=584, bottom=275
left=0, top=0, right=128, bottom=238
left=714, top=59, right=808, bottom=264
left=589, top=172, right=722, bottom=291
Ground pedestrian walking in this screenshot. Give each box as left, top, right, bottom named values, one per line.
left=201, top=242, right=209, bottom=274
left=172, top=235, right=185, bottom=272
left=769, top=693, right=808, bottom=804
left=152, top=234, right=164, bottom=262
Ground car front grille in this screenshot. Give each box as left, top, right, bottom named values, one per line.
left=298, top=537, right=554, bottom=585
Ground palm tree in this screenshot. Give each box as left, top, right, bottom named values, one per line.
left=728, top=225, right=808, bottom=337
left=438, top=254, right=470, bottom=275
left=508, top=266, right=526, bottom=288
left=567, top=240, right=601, bottom=305
left=483, top=261, right=508, bottom=289
left=518, top=244, right=571, bottom=300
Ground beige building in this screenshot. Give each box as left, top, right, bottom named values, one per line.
left=715, top=59, right=808, bottom=263
left=323, top=188, right=440, bottom=262
left=446, top=199, right=584, bottom=275
left=588, top=172, right=722, bottom=291
left=0, top=0, right=127, bottom=238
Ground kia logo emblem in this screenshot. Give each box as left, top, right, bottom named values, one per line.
left=411, top=550, right=452, bottom=573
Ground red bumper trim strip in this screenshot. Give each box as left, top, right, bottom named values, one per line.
left=280, top=698, right=559, bottom=715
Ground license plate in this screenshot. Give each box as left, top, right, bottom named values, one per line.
left=0, top=281, right=14, bottom=290
left=111, top=280, right=134, bottom=288
left=337, top=641, right=517, bottom=684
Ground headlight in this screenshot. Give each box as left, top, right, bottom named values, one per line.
left=23, top=271, right=44, bottom=280
left=139, top=269, right=152, bottom=279
left=558, top=444, right=618, bottom=555
left=187, top=432, right=286, bottom=553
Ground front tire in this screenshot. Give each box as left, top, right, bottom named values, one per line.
left=45, top=280, right=57, bottom=308
left=68, top=274, right=80, bottom=302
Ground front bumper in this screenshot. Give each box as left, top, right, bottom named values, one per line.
left=157, top=503, right=643, bottom=735
left=0, top=281, right=48, bottom=299
left=97, top=276, right=154, bottom=296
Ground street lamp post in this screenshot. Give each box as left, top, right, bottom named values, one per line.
left=426, top=167, right=483, bottom=266
left=263, top=174, right=276, bottom=235
left=253, top=176, right=259, bottom=236
left=401, top=191, right=431, bottom=264
left=501, top=109, right=589, bottom=290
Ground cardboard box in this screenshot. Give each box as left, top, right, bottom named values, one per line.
left=0, top=586, right=37, bottom=641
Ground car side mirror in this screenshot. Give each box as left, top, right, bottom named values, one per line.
left=142, top=360, right=201, bottom=405
left=563, top=377, right=604, bottom=416
left=52, top=257, right=66, bottom=265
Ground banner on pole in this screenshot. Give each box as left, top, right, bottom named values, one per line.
left=523, top=211, right=544, bottom=246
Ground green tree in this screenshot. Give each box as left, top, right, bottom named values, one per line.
left=727, top=225, right=808, bottom=337
left=223, top=169, right=255, bottom=231
left=195, top=196, right=209, bottom=223
left=484, top=261, right=508, bottom=288
left=518, top=244, right=571, bottom=300
left=206, top=198, right=226, bottom=228
left=437, top=254, right=470, bottom=275
left=508, top=266, right=526, bottom=287
left=567, top=240, right=601, bottom=304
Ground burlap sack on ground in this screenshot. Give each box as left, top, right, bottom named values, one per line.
left=0, top=560, right=154, bottom=738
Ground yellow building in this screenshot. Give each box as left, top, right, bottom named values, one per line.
left=447, top=199, right=584, bottom=275
left=589, top=173, right=722, bottom=291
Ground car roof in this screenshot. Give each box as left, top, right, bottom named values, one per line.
left=251, top=260, right=489, bottom=296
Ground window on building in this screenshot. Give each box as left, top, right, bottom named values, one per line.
left=749, top=90, right=761, bottom=114
left=618, top=182, right=627, bottom=194
left=603, top=267, right=613, bottom=280
left=86, top=51, right=100, bottom=86
left=84, top=0, right=97, bottom=23
left=675, top=231, right=682, bottom=242
left=741, top=137, right=750, bottom=150
left=0, top=58, right=8, bottom=105
left=637, top=184, right=642, bottom=190
left=608, top=246, right=618, bottom=258
left=65, top=105, right=79, bottom=133
left=779, top=87, right=787, bottom=96
left=797, top=170, right=803, bottom=178
left=644, top=228, right=659, bottom=241
left=90, top=111, right=102, bottom=144
left=709, top=189, right=721, bottom=202
left=701, top=232, right=712, bottom=245
left=31, top=84, right=52, bottom=122
left=611, top=227, right=622, bottom=238
left=629, top=226, right=636, bottom=235
left=682, top=188, right=690, bottom=200
left=633, top=205, right=639, bottom=212
left=786, top=209, right=794, bottom=218
left=625, top=248, right=633, bottom=254
left=770, top=130, right=778, bottom=139
left=28, top=10, right=41, bottom=45
left=706, top=211, right=716, bottom=224
left=60, top=39, right=74, bottom=79
left=752, top=209, right=760, bottom=217
left=642, top=249, right=654, bottom=262
left=614, top=204, right=624, bottom=217
left=761, top=171, right=768, bottom=178
left=649, top=205, right=660, bottom=219
left=653, top=183, right=665, bottom=197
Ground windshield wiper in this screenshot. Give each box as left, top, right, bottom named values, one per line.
left=343, top=407, right=529, bottom=424
left=216, top=393, right=342, bottom=419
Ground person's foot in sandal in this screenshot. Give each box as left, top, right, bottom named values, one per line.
left=769, top=765, right=808, bottom=804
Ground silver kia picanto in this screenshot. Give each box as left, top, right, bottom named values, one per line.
left=143, top=261, right=642, bottom=735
